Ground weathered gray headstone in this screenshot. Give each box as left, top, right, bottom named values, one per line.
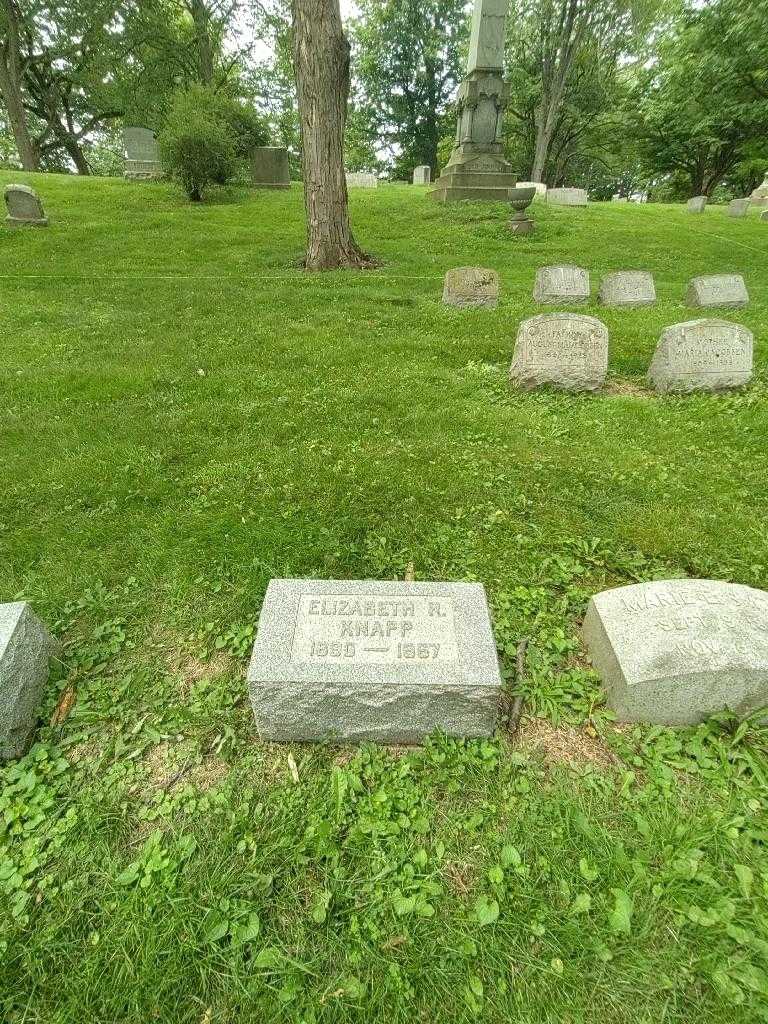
left=4, top=184, right=48, bottom=228
left=687, top=195, right=707, bottom=213
left=250, top=147, right=290, bottom=189
left=346, top=172, right=378, bottom=188
left=1, top=603, right=59, bottom=760
left=123, top=127, right=161, bottom=180
left=728, top=198, right=751, bottom=218
left=547, top=187, right=588, bottom=207
left=750, top=172, right=768, bottom=207
left=762, top=210, right=768, bottom=222
left=510, top=313, right=608, bottom=392
left=598, top=271, right=656, bottom=308
left=413, top=165, right=431, bottom=185
left=582, top=579, right=768, bottom=726
left=443, top=267, right=499, bottom=308
left=517, top=181, right=547, bottom=196
left=648, top=319, right=753, bottom=393
left=247, top=579, right=502, bottom=743
left=685, top=274, right=749, bottom=309
left=533, top=264, right=590, bottom=304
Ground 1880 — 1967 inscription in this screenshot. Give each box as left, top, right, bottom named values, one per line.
left=582, top=579, right=768, bottom=725
left=248, top=579, right=501, bottom=743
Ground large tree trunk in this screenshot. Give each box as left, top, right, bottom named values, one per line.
left=291, top=0, right=368, bottom=271
left=531, top=117, right=553, bottom=183
left=188, top=0, right=215, bottom=85
left=0, top=0, right=39, bottom=170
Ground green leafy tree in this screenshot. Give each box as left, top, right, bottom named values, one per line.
left=158, top=85, right=237, bottom=199
left=350, top=0, right=469, bottom=179
left=635, top=0, right=768, bottom=197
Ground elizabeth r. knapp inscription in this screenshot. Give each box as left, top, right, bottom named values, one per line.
left=582, top=579, right=768, bottom=725
left=510, top=313, right=608, bottom=391
left=648, top=319, right=753, bottom=393
left=248, top=579, right=502, bottom=743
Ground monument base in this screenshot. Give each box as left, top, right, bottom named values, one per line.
left=430, top=154, right=516, bottom=203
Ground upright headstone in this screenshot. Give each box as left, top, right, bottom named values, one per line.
left=750, top=172, right=768, bottom=207
left=413, top=165, right=431, bottom=185
left=533, top=265, right=590, bottom=304
left=247, top=579, right=502, bottom=743
left=598, top=271, right=656, bottom=308
left=685, top=274, right=749, bottom=309
left=687, top=196, right=707, bottom=213
left=346, top=172, right=378, bottom=188
left=728, top=198, right=751, bottom=218
left=1, top=603, right=59, bottom=760
left=547, top=188, right=588, bottom=207
left=762, top=210, right=768, bottom=222
left=582, top=580, right=768, bottom=726
left=442, top=267, right=499, bottom=308
left=648, top=319, right=753, bottom=393
left=250, top=147, right=290, bottom=189
left=4, top=184, right=48, bottom=228
left=611, top=195, right=628, bottom=203
left=430, top=0, right=517, bottom=202
left=123, top=127, right=161, bottom=180
left=510, top=313, right=609, bottom=392
left=517, top=181, right=547, bottom=197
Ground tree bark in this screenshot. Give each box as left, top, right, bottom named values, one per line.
left=188, top=0, right=215, bottom=85
left=0, top=0, right=39, bottom=170
left=292, top=0, right=368, bottom=271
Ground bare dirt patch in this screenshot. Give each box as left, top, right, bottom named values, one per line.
left=603, top=376, right=652, bottom=398
left=518, top=716, right=618, bottom=769
left=443, top=860, right=475, bottom=898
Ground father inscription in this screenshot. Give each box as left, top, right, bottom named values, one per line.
left=582, top=579, right=768, bottom=726
left=248, top=579, right=502, bottom=743
left=510, top=313, right=608, bottom=391
left=648, top=319, right=752, bottom=393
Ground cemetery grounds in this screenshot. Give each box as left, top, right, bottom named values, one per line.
left=1, top=170, right=768, bottom=1023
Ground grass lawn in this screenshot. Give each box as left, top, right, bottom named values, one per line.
left=1, top=170, right=768, bottom=1023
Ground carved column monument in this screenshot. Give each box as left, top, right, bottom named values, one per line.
left=430, top=0, right=516, bottom=202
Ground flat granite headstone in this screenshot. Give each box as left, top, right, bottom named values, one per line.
left=728, top=198, right=751, bottom=218
left=1, top=603, right=59, bottom=760
left=648, top=319, right=753, bottom=393
left=247, top=579, right=502, bottom=743
left=598, top=271, right=656, bottom=308
left=346, top=172, right=378, bottom=188
left=685, top=274, right=749, bottom=309
left=533, top=264, right=590, bottom=304
left=4, top=184, right=48, bottom=227
left=510, top=313, right=609, bottom=392
left=687, top=196, right=707, bottom=213
left=250, top=147, right=290, bottom=189
left=413, top=165, right=431, bottom=185
left=547, top=187, right=587, bottom=206
left=582, top=579, right=768, bottom=726
left=443, top=267, right=499, bottom=308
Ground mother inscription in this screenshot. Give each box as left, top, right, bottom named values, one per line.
left=648, top=319, right=752, bottom=393
left=510, top=313, right=608, bottom=391
left=582, top=580, right=768, bottom=726
left=247, top=579, right=502, bottom=743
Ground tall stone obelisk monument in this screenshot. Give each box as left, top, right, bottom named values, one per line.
left=430, top=0, right=516, bottom=202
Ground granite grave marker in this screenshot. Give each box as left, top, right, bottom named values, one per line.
left=582, top=579, right=768, bottom=725
left=413, top=165, right=431, bottom=185
left=443, top=267, right=499, bottom=308
left=250, top=147, right=290, bottom=189
left=598, top=271, right=656, bottom=308
left=247, top=579, right=502, bottom=743
left=685, top=274, right=749, bottom=309
left=687, top=196, right=707, bottom=213
left=648, top=319, right=753, bottom=393
left=547, top=187, right=587, bottom=207
left=533, top=264, right=590, bottom=304
left=728, top=198, right=751, bottom=218
left=1, top=602, right=59, bottom=760
left=510, top=313, right=609, bottom=391
left=123, top=127, right=161, bottom=180
left=4, top=184, right=48, bottom=228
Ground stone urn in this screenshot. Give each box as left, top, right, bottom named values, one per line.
left=507, top=185, right=536, bottom=234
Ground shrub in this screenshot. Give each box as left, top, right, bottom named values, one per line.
left=158, top=89, right=237, bottom=201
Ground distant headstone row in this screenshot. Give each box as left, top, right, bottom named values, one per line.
left=547, top=187, right=587, bottom=207
left=4, top=184, right=47, bottom=227
left=6, top=573, right=768, bottom=751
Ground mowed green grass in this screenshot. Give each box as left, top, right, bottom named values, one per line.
left=1, top=171, right=768, bottom=1024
